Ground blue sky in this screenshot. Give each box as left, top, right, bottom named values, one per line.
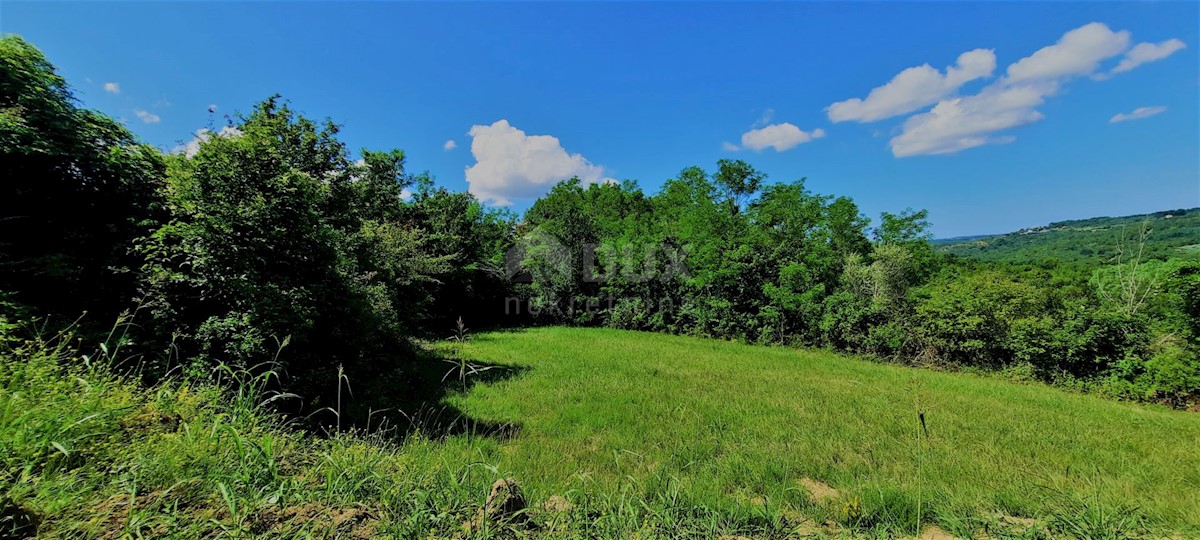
left=4, top=2, right=1197, bottom=237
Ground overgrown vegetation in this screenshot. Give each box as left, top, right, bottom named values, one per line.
left=4, top=34, right=1197, bottom=412
left=3, top=33, right=1200, bottom=538
left=511, top=175, right=1200, bottom=406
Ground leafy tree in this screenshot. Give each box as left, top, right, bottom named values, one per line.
left=404, top=183, right=516, bottom=329
left=914, top=270, right=1048, bottom=367
left=750, top=181, right=847, bottom=342
left=0, top=35, right=164, bottom=320
left=874, top=208, right=931, bottom=245
left=138, top=98, right=448, bottom=403
left=713, top=158, right=765, bottom=215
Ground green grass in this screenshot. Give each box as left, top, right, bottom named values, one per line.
left=447, top=327, right=1200, bottom=537
left=5, top=326, right=1200, bottom=538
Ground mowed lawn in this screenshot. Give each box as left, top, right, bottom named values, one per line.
left=442, top=327, right=1200, bottom=535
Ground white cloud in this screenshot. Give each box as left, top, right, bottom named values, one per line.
left=828, top=48, right=996, bottom=123
left=173, top=126, right=243, bottom=157
left=134, top=109, right=161, bottom=124
left=890, top=84, right=1048, bottom=157
left=739, top=123, right=825, bottom=152
left=1108, top=39, right=1187, bottom=76
left=721, top=141, right=740, bottom=151
left=1110, top=106, right=1167, bottom=124
left=400, top=188, right=414, bottom=201
left=443, top=139, right=457, bottom=151
left=888, top=22, right=1183, bottom=157
left=464, top=120, right=610, bottom=206
left=103, top=82, right=120, bottom=94
left=1004, top=22, right=1128, bottom=84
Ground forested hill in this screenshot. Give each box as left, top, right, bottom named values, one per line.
left=936, top=208, right=1200, bottom=266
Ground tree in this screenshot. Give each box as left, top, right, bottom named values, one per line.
left=874, top=209, right=931, bottom=245
left=0, top=35, right=165, bottom=321
left=914, top=270, right=1047, bottom=367
left=138, top=98, right=448, bottom=401
left=875, top=208, right=938, bottom=279
left=713, top=159, right=764, bottom=215
left=403, top=185, right=516, bottom=328
left=1092, top=222, right=1161, bottom=318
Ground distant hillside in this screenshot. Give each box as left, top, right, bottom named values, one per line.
left=936, top=208, right=1200, bottom=265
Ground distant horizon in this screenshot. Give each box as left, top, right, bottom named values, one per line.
left=933, top=205, right=1200, bottom=241
left=4, top=2, right=1197, bottom=237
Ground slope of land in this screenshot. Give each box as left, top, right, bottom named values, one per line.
left=936, top=208, right=1200, bottom=265
left=7, top=326, right=1199, bottom=538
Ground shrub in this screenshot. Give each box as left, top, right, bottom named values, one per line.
left=913, top=271, right=1047, bottom=367
left=0, top=35, right=165, bottom=323
left=1140, top=342, right=1200, bottom=404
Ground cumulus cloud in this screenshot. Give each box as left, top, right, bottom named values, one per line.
left=173, top=126, right=243, bottom=157
left=721, top=141, right=740, bottom=151
left=1110, top=106, right=1167, bottom=123
left=739, top=123, right=825, bottom=152
left=890, top=84, right=1047, bottom=157
left=134, top=109, right=161, bottom=124
left=103, top=82, right=120, bottom=94
left=1004, top=22, right=1129, bottom=84
left=1108, top=39, right=1187, bottom=76
left=882, top=22, right=1183, bottom=157
left=443, top=139, right=457, bottom=151
left=464, top=120, right=610, bottom=206
left=828, top=48, right=996, bottom=123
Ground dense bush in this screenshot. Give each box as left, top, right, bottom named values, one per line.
left=137, top=98, right=453, bottom=401
left=0, top=36, right=164, bottom=321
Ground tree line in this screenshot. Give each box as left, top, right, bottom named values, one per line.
left=2, top=35, right=1197, bottom=413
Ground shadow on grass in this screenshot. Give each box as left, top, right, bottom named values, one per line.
left=302, top=338, right=531, bottom=442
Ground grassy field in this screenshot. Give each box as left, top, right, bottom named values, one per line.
left=447, top=327, right=1200, bottom=537
left=5, top=326, right=1200, bottom=538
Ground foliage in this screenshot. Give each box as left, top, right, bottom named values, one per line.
left=913, top=270, right=1050, bottom=367
left=2, top=35, right=1197, bottom=416
left=0, top=35, right=165, bottom=321
left=936, top=208, right=1200, bottom=266
left=137, top=98, right=447, bottom=402
left=402, top=181, right=517, bottom=328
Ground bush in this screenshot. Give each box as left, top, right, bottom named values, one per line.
left=913, top=271, right=1046, bottom=367
left=1139, top=342, right=1200, bottom=404
left=137, top=98, right=449, bottom=408
left=0, top=36, right=165, bottom=323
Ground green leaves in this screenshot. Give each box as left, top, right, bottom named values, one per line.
left=1, top=35, right=165, bottom=320
left=133, top=95, right=455, bottom=408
